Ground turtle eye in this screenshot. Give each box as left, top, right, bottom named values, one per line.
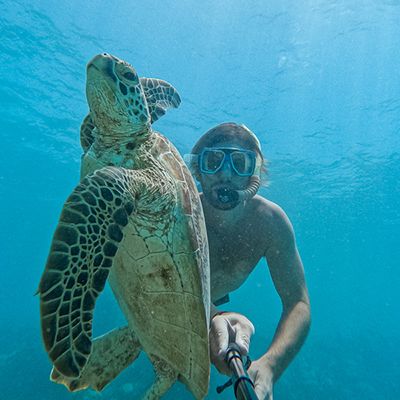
left=115, top=62, right=138, bottom=83
left=122, top=71, right=137, bottom=81
left=115, top=63, right=138, bottom=82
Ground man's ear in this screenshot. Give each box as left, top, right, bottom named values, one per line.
left=184, top=153, right=201, bottom=180
left=192, top=168, right=201, bottom=181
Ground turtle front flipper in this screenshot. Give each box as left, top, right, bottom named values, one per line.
left=38, top=166, right=138, bottom=378
left=140, top=78, right=181, bottom=123
left=50, top=326, right=141, bottom=392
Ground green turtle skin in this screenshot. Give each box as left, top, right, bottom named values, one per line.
left=38, top=54, right=210, bottom=399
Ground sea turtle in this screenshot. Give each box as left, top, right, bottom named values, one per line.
left=38, top=53, right=210, bottom=399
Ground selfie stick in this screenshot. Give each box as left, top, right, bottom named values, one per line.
left=222, top=342, right=258, bottom=400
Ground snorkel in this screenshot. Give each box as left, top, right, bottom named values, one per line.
left=216, top=165, right=261, bottom=207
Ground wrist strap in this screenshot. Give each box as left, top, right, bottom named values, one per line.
left=211, top=310, right=228, bottom=320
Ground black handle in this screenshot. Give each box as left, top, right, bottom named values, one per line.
left=226, top=343, right=258, bottom=400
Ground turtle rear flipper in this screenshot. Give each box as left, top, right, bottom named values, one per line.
left=142, top=354, right=177, bottom=400
left=39, top=166, right=139, bottom=377
left=51, top=326, right=141, bottom=392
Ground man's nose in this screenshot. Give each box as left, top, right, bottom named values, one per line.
left=219, top=158, right=234, bottom=177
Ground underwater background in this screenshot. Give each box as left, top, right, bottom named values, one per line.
left=1, top=0, right=399, bottom=399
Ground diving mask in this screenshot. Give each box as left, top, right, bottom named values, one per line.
left=199, top=147, right=256, bottom=176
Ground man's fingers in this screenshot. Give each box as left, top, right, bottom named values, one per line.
left=210, top=316, right=229, bottom=355
left=254, top=385, right=264, bottom=400
left=251, top=371, right=273, bottom=400
left=233, top=318, right=255, bottom=355
left=235, top=330, right=251, bottom=355
left=254, top=380, right=272, bottom=400
left=210, top=316, right=231, bottom=374
left=254, top=385, right=273, bottom=400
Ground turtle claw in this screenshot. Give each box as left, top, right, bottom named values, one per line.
left=50, top=366, right=108, bottom=392
left=50, top=367, right=90, bottom=392
left=50, top=367, right=60, bottom=381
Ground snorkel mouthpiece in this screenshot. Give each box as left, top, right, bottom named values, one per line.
left=215, top=175, right=260, bottom=209
left=217, top=187, right=239, bottom=204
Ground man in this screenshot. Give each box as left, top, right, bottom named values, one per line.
left=187, top=122, right=311, bottom=399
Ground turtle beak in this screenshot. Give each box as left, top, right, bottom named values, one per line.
left=87, top=53, right=117, bottom=84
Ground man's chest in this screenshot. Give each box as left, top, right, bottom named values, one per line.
left=207, top=221, right=266, bottom=261
left=206, top=226, right=267, bottom=298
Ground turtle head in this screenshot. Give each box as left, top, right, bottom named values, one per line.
left=86, top=53, right=150, bottom=143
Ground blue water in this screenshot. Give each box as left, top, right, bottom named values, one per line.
left=1, top=0, right=399, bottom=398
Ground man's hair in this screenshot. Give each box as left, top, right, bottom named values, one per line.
left=191, top=122, right=268, bottom=183
left=192, top=122, right=262, bottom=156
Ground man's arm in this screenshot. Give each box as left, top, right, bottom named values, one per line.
left=250, top=205, right=311, bottom=396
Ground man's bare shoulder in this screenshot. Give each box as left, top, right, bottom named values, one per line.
left=249, top=195, right=290, bottom=222
left=248, top=195, right=295, bottom=244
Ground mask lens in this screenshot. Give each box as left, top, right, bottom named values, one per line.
left=201, top=149, right=225, bottom=173
left=231, top=151, right=255, bottom=176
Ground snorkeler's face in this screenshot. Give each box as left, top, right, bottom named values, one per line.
left=198, top=142, right=253, bottom=210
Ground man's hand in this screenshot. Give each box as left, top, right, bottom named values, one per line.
left=247, top=358, right=274, bottom=400
left=209, top=311, right=255, bottom=375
